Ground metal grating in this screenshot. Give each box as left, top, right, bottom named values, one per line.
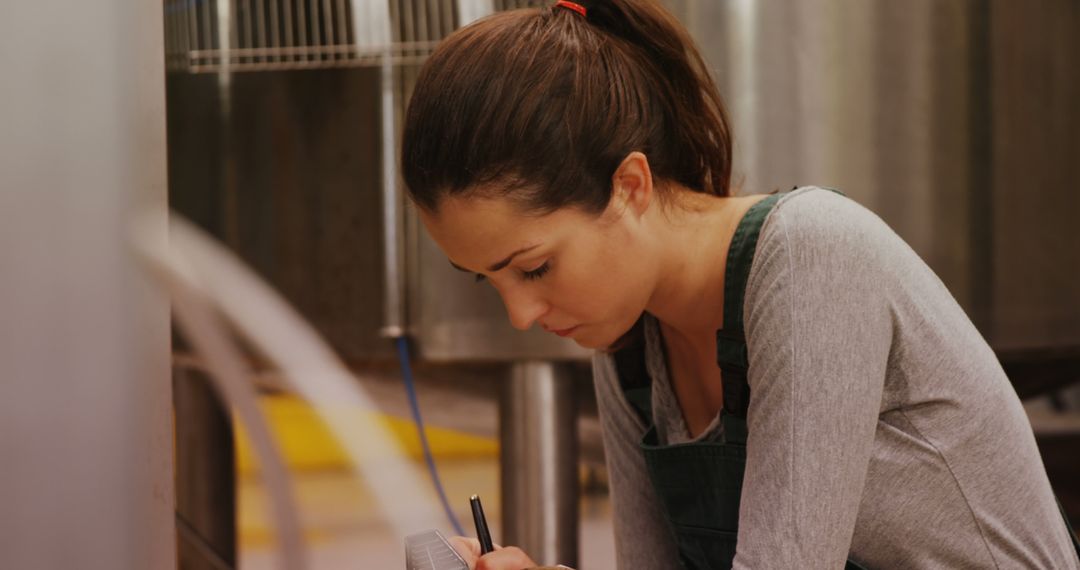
left=164, top=0, right=549, bottom=73
left=493, top=0, right=546, bottom=8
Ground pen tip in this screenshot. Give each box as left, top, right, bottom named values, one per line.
left=470, top=494, right=479, bottom=501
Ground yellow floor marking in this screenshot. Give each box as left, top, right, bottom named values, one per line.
left=234, top=394, right=498, bottom=475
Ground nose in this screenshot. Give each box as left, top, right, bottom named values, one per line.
left=498, top=284, right=548, bottom=331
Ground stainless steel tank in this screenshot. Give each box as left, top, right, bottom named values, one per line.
left=665, top=0, right=1080, bottom=351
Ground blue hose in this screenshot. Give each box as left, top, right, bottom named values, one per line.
left=395, top=336, right=466, bottom=536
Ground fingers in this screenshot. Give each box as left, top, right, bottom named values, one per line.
left=474, top=545, right=537, bottom=570
left=448, top=536, right=481, bottom=567
left=447, top=536, right=537, bottom=570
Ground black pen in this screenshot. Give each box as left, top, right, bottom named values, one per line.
left=469, top=494, right=495, bottom=555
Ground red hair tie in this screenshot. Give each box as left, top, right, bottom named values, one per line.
left=554, top=0, right=587, bottom=18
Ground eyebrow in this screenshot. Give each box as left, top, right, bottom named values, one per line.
left=449, top=244, right=541, bottom=274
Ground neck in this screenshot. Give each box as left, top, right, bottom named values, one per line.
left=644, top=190, right=748, bottom=342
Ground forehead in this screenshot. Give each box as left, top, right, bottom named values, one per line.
left=419, top=195, right=580, bottom=269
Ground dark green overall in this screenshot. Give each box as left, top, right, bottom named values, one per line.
left=612, top=191, right=866, bottom=570
left=614, top=189, right=1080, bottom=569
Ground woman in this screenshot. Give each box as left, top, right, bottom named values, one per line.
left=401, top=1, right=1080, bottom=568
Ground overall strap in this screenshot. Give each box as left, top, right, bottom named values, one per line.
left=613, top=321, right=654, bottom=427
left=1058, top=495, right=1080, bottom=560
left=617, top=189, right=824, bottom=430
left=716, top=193, right=785, bottom=421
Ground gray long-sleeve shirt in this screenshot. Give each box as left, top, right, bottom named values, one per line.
left=592, top=187, right=1080, bottom=569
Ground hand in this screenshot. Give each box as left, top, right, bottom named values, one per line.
left=448, top=536, right=538, bottom=570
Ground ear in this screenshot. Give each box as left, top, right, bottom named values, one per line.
left=610, top=151, right=654, bottom=218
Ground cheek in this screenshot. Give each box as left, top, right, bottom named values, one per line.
left=553, top=229, right=652, bottom=325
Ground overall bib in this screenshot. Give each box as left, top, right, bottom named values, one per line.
left=613, top=190, right=864, bottom=569
left=613, top=189, right=1080, bottom=569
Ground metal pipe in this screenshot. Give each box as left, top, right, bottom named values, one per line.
left=217, top=0, right=239, bottom=248
left=243, top=0, right=254, bottom=64
left=335, top=0, right=347, bottom=55
left=284, top=0, right=294, bottom=48
left=296, top=0, right=307, bottom=58
left=322, top=0, right=335, bottom=60
left=256, top=0, right=268, bottom=63
left=270, top=0, right=281, bottom=63
left=379, top=0, right=405, bottom=338
left=403, top=0, right=416, bottom=57
left=310, top=0, right=321, bottom=64
left=500, top=361, right=579, bottom=568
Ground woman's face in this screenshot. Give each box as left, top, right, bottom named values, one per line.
left=419, top=193, right=658, bottom=350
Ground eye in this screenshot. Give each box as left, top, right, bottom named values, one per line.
left=522, top=262, right=550, bottom=281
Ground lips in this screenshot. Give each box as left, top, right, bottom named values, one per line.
left=549, top=325, right=578, bottom=337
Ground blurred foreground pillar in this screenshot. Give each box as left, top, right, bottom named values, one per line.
left=500, top=362, right=579, bottom=568
left=0, top=1, right=175, bottom=569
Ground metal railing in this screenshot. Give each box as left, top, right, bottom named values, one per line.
left=164, top=0, right=547, bottom=72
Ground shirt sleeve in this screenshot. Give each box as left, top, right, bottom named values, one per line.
left=732, top=190, right=894, bottom=568
left=591, top=353, right=682, bottom=570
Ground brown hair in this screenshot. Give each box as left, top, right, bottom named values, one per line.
left=401, top=0, right=733, bottom=215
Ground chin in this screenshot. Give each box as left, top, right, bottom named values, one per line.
left=572, top=336, right=605, bottom=350
left=572, top=325, right=621, bottom=351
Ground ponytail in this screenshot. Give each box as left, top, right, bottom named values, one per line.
left=582, top=0, right=732, bottom=198
left=402, top=0, right=733, bottom=214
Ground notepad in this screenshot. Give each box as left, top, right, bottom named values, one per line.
left=404, top=529, right=469, bottom=570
